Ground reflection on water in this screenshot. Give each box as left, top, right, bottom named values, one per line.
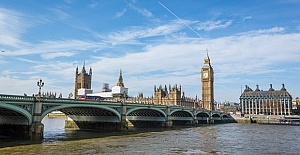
left=42, top=117, right=113, bottom=143
left=1, top=117, right=300, bottom=154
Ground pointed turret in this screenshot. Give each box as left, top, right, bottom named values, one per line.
left=82, top=60, right=86, bottom=73
left=204, top=50, right=211, bottom=65
left=89, top=67, right=92, bottom=75
left=117, top=69, right=124, bottom=87
left=206, top=50, right=210, bottom=59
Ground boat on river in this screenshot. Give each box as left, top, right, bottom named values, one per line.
left=259, top=118, right=300, bottom=126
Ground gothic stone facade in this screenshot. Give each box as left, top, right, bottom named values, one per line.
left=153, top=84, right=200, bottom=108
left=74, top=65, right=92, bottom=98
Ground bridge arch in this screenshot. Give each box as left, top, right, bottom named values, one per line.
left=0, top=102, right=32, bottom=124
left=221, top=114, right=233, bottom=120
left=221, top=114, right=229, bottom=118
left=196, top=111, right=210, bottom=117
left=126, top=107, right=167, bottom=127
left=169, top=109, right=194, bottom=123
left=41, top=104, right=121, bottom=121
left=212, top=113, right=221, bottom=117
left=126, top=107, right=167, bottom=118
left=170, top=109, right=194, bottom=117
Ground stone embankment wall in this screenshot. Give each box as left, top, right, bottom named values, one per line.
left=46, top=113, right=67, bottom=117
left=231, top=114, right=285, bottom=124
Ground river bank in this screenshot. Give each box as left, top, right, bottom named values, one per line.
left=231, top=114, right=300, bottom=124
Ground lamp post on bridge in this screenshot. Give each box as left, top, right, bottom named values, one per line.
left=37, top=79, right=44, bottom=97
left=30, top=79, right=45, bottom=140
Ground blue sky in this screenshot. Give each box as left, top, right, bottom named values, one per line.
left=0, top=0, right=299, bottom=102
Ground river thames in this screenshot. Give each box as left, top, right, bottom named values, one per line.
left=0, top=117, right=300, bottom=155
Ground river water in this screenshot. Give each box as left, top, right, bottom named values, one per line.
left=0, top=117, right=300, bottom=155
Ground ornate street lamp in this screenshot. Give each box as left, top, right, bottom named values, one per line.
left=37, top=79, right=44, bottom=97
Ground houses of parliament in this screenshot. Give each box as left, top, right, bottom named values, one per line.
left=74, top=54, right=215, bottom=110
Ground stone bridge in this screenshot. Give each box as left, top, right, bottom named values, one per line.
left=0, top=94, right=234, bottom=140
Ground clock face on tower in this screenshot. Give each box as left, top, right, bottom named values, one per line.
left=203, top=72, right=208, bottom=78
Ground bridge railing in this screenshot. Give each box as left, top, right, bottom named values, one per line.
left=42, top=97, right=80, bottom=102
left=41, top=97, right=122, bottom=105
left=0, top=94, right=35, bottom=102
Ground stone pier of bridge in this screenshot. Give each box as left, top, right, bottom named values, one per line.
left=30, top=98, right=44, bottom=140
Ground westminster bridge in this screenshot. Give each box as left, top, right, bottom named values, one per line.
left=0, top=94, right=235, bottom=140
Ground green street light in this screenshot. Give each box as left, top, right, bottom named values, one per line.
left=37, top=79, right=44, bottom=97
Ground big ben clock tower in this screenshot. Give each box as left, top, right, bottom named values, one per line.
left=201, top=52, right=214, bottom=110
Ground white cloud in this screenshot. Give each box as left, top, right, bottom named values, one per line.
left=41, top=51, right=76, bottom=59
left=64, top=0, right=73, bottom=4
left=0, top=7, right=30, bottom=48
left=105, top=20, right=186, bottom=44
left=239, top=27, right=285, bottom=36
left=4, top=39, right=106, bottom=58
left=0, top=60, right=6, bottom=64
left=195, top=20, right=233, bottom=31
left=48, top=8, right=70, bottom=20
left=38, top=39, right=104, bottom=51
left=32, top=60, right=86, bottom=82
left=0, top=76, right=73, bottom=97
left=241, top=16, right=253, bottom=22
left=114, top=9, right=127, bottom=18
left=127, top=3, right=152, bottom=18
left=88, top=0, right=98, bottom=8
left=14, top=57, right=39, bottom=64
left=1, top=70, right=16, bottom=76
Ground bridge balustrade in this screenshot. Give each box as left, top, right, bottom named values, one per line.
left=0, top=94, right=35, bottom=102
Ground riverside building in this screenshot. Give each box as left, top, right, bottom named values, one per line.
left=240, top=84, right=292, bottom=115
left=152, top=84, right=201, bottom=108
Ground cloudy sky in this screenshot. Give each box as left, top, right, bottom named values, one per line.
left=0, top=0, right=299, bottom=102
